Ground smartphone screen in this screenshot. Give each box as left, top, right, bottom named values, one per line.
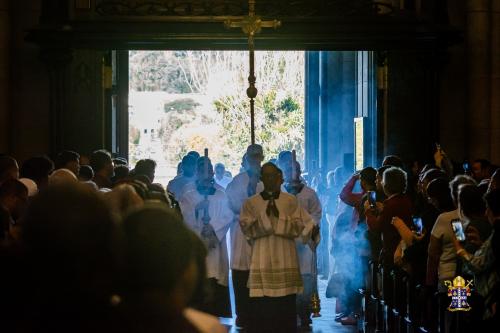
left=451, top=220, right=466, bottom=241
left=368, top=191, right=376, bottom=208
left=413, top=217, right=423, bottom=235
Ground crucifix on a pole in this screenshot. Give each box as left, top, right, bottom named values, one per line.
left=224, top=0, right=281, bottom=145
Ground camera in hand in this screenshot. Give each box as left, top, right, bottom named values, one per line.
left=451, top=219, right=466, bottom=242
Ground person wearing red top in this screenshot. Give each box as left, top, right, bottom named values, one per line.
left=365, top=167, right=413, bottom=309
left=365, top=167, right=413, bottom=266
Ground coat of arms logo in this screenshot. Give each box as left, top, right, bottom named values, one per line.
left=444, top=276, right=473, bottom=312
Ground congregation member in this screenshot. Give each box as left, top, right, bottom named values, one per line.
left=112, top=164, right=130, bottom=185
left=119, top=205, right=226, bottom=333
left=240, top=162, right=316, bottom=333
left=133, top=159, right=157, bottom=184
left=453, top=189, right=500, bottom=326
left=0, top=179, right=28, bottom=243
left=20, top=156, right=54, bottom=191
left=426, top=175, right=476, bottom=291
left=283, top=160, right=322, bottom=327
left=78, top=164, right=94, bottom=182
left=178, top=156, right=233, bottom=318
left=1, top=141, right=500, bottom=333
left=337, top=167, right=377, bottom=324
left=54, top=150, right=80, bottom=177
left=90, top=149, right=115, bottom=189
left=0, top=155, right=19, bottom=185
left=19, top=184, right=117, bottom=333
left=365, top=167, right=413, bottom=308
left=471, top=159, right=493, bottom=183
left=225, top=144, right=264, bottom=329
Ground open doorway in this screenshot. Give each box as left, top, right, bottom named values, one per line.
left=128, top=51, right=305, bottom=186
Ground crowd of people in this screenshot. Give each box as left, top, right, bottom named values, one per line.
left=319, top=152, right=500, bottom=332
left=0, top=146, right=499, bottom=332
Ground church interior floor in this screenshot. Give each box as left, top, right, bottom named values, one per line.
left=220, top=278, right=357, bottom=333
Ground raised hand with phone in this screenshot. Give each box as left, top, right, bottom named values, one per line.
left=433, top=143, right=454, bottom=176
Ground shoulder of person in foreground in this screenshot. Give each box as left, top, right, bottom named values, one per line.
left=184, top=307, right=227, bottom=333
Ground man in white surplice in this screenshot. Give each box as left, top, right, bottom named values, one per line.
left=225, top=144, right=264, bottom=329
left=283, top=160, right=322, bottom=328
left=179, top=156, right=233, bottom=318
left=240, top=162, right=317, bottom=333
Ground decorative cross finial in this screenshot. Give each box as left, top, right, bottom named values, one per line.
left=224, top=0, right=281, bottom=145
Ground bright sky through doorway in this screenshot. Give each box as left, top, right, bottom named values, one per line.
left=129, top=51, right=305, bottom=186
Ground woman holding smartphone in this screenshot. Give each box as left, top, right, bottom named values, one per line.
left=453, top=190, right=500, bottom=326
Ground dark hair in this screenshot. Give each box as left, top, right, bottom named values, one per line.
left=22, top=184, right=115, bottom=321
left=181, top=155, right=197, bottom=168
left=377, top=165, right=391, bottom=177
left=427, top=178, right=454, bottom=211
left=382, top=155, right=404, bottom=168
left=134, top=159, right=156, bottom=179
left=187, top=151, right=200, bottom=160
left=278, top=151, right=292, bottom=162
left=484, top=189, right=500, bottom=216
left=449, top=175, right=476, bottom=205
left=474, top=159, right=491, bottom=170
left=79, top=165, right=94, bottom=181
left=458, top=184, right=486, bottom=218
left=55, top=150, right=80, bottom=170
left=261, top=161, right=283, bottom=177
left=122, top=205, right=196, bottom=293
left=0, top=155, right=18, bottom=183
left=382, top=167, right=407, bottom=195
left=0, top=179, right=28, bottom=200
left=360, top=167, right=377, bottom=187
left=90, top=150, right=112, bottom=173
left=113, top=165, right=130, bottom=183
left=20, top=156, right=54, bottom=184
left=134, top=174, right=151, bottom=186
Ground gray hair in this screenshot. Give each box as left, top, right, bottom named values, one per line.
left=382, top=167, right=407, bottom=196
left=449, top=175, right=476, bottom=205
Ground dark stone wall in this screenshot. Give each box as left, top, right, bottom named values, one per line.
left=8, top=0, right=50, bottom=162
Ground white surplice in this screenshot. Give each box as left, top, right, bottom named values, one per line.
left=285, top=185, right=322, bottom=275
left=225, top=172, right=263, bottom=270
left=179, top=187, right=233, bottom=286
left=167, top=175, right=195, bottom=200
left=181, top=181, right=225, bottom=194
left=240, top=192, right=315, bottom=297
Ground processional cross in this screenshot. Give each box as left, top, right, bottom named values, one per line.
left=224, top=0, right=281, bottom=145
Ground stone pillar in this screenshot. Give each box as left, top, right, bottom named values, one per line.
left=39, top=48, right=73, bottom=157
left=0, top=1, right=9, bottom=152
left=324, top=51, right=339, bottom=171
left=319, top=51, right=329, bottom=171
left=491, top=0, right=500, bottom=163
left=466, top=0, right=491, bottom=160
left=304, top=51, right=320, bottom=173
left=339, top=51, right=356, bottom=172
